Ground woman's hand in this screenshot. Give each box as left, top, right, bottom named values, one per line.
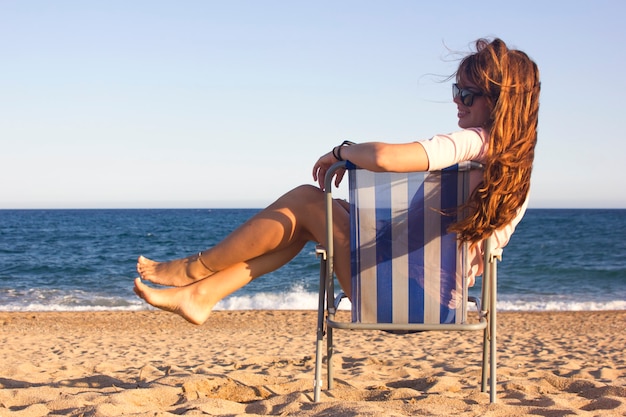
left=312, top=150, right=346, bottom=190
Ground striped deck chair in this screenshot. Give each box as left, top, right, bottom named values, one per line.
left=314, top=161, right=501, bottom=403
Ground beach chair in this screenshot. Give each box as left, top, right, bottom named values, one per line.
left=314, top=161, right=501, bottom=403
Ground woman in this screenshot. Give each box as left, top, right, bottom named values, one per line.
left=134, top=38, right=540, bottom=325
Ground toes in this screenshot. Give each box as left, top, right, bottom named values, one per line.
left=137, top=255, right=156, bottom=266
left=136, top=256, right=156, bottom=277
left=133, top=278, right=147, bottom=298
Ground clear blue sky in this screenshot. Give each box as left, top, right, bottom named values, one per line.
left=1, top=1, right=624, bottom=209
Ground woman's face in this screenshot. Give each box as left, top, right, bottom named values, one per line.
left=454, top=79, right=492, bottom=129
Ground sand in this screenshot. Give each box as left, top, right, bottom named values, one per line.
left=0, top=310, right=625, bottom=417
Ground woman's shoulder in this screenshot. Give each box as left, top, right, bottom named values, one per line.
left=424, top=127, right=489, bottom=148
left=450, top=127, right=488, bottom=141
left=420, top=128, right=489, bottom=170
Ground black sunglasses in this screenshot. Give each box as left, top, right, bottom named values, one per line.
left=452, top=83, right=484, bottom=107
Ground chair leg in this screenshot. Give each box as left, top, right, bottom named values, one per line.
left=314, top=325, right=324, bottom=402
left=490, top=313, right=497, bottom=403
left=489, top=261, right=498, bottom=403
left=327, top=325, right=334, bottom=390
left=314, top=253, right=327, bottom=402
left=481, top=327, right=489, bottom=393
left=480, top=275, right=491, bottom=394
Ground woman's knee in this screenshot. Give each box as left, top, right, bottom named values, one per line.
left=270, top=185, right=325, bottom=216
left=288, top=184, right=324, bottom=203
left=278, top=185, right=328, bottom=223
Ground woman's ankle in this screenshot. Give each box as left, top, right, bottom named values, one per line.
left=193, top=252, right=215, bottom=278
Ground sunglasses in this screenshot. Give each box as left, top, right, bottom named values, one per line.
left=452, top=83, right=484, bottom=107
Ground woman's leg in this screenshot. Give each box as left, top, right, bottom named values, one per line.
left=137, top=185, right=324, bottom=286
left=134, top=242, right=306, bottom=325
left=136, top=185, right=353, bottom=307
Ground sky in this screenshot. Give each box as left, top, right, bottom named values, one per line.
left=1, top=0, right=625, bottom=209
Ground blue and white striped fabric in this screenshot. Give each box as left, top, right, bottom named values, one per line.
left=349, top=164, right=481, bottom=325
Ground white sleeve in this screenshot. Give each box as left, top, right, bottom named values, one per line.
left=419, top=128, right=489, bottom=170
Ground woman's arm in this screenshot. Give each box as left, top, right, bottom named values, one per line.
left=340, top=142, right=429, bottom=172
left=312, top=141, right=429, bottom=190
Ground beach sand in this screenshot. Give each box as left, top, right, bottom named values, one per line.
left=0, top=310, right=624, bottom=417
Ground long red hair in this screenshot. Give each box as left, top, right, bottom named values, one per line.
left=450, top=38, right=541, bottom=243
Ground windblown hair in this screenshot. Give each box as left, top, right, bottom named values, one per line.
left=449, top=38, right=541, bottom=244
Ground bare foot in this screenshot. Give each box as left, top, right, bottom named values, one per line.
left=136, top=254, right=213, bottom=287
left=133, top=277, right=215, bottom=325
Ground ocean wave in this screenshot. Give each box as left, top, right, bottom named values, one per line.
left=0, top=288, right=146, bottom=312
left=1, top=286, right=625, bottom=312
left=496, top=299, right=626, bottom=312
left=0, top=304, right=147, bottom=312
left=215, top=285, right=340, bottom=310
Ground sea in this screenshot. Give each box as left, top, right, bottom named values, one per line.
left=0, top=209, right=625, bottom=312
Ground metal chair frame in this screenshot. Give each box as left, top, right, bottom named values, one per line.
left=313, top=161, right=499, bottom=403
